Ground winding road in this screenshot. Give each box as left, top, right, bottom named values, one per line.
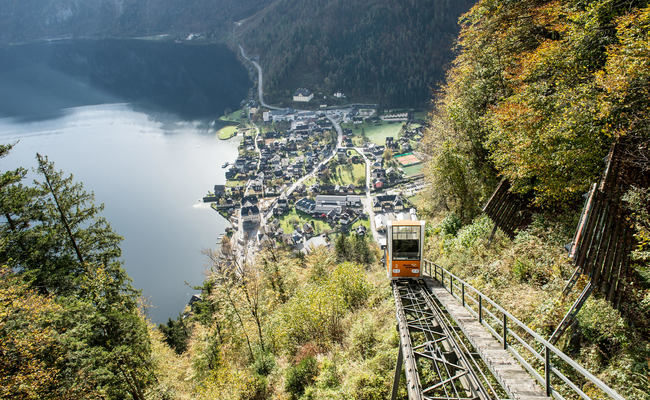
left=239, top=45, right=282, bottom=111
left=236, top=45, right=378, bottom=264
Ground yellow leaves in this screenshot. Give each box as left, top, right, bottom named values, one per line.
left=0, top=267, right=66, bottom=400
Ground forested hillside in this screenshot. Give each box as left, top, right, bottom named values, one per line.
left=236, top=0, right=475, bottom=107
left=0, top=145, right=154, bottom=400
left=423, top=0, right=649, bottom=214
left=2, top=1, right=649, bottom=399
left=419, top=0, right=649, bottom=397
left=0, top=0, right=272, bottom=44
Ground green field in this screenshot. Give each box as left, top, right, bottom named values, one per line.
left=225, top=179, right=246, bottom=188
left=402, top=164, right=423, bottom=177
left=277, top=209, right=333, bottom=235
left=219, top=108, right=245, bottom=123
left=351, top=217, right=371, bottom=231
left=217, top=125, right=238, bottom=140
left=343, top=121, right=405, bottom=145
left=331, top=162, right=366, bottom=187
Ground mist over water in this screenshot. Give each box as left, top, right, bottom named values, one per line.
left=0, top=40, right=251, bottom=323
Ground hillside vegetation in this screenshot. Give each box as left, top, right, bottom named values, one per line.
left=2, top=1, right=649, bottom=399
left=0, top=0, right=272, bottom=43
left=236, top=0, right=475, bottom=107
left=419, top=0, right=649, bottom=398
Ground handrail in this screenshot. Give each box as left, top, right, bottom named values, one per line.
left=421, top=260, right=625, bottom=400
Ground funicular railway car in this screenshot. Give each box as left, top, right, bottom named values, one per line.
left=386, top=220, right=425, bottom=279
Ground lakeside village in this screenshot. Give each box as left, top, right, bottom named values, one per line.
left=203, top=88, right=429, bottom=254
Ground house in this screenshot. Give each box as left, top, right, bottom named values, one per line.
left=372, top=168, right=386, bottom=180
left=225, top=168, right=237, bottom=180
left=241, top=205, right=260, bottom=225
left=315, top=195, right=362, bottom=209
left=293, top=88, right=314, bottom=102
left=333, top=91, right=345, bottom=98
left=381, top=112, right=409, bottom=121
left=276, top=197, right=288, bottom=212
left=292, top=231, right=304, bottom=245
left=372, top=195, right=404, bottom=212
left=337, top=148, right=347, bottom=162
left=241, top=195, right=259, bottom=206
left=302, top=223, right=314, bottom=236
left=301, top=235, right=329, bottom=253
left=295, top=198, right=316, bottom=214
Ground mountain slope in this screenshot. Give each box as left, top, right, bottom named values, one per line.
left=236, top=0, right=475, bottom=107
left=0, top=0, right=273, bottom=44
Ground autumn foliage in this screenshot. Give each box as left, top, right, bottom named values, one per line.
left=424, top=0, right=650, bottom=215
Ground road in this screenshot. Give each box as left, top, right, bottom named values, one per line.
left=235, top=45, right=350, bottom=264
left=354, top=146, right=380, bottom=243
left=239, top=45, right=283, bottom=111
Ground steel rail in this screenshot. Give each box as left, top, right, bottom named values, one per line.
left=423, top=260, right=625, bottom=400
left=392, top=280, right=501, bottom=400
left=417, top=281, right=502, bottom=400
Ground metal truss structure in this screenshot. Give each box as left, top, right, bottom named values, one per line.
left=391, top=280, right=503, bottom=400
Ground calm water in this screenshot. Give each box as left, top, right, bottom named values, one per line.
left=0, top=40, right=250, bottom=323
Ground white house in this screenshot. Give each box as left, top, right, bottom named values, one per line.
left=293, top=88, right=314, bottom=102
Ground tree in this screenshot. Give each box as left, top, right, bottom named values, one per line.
left=423, top=0, right=649, bottom=210
left=383, top=147, right=393, bottom=161
left=0, top=266, right=98, bottom=400
left=159, top=314, right=191, bottom=354
left=334, top=234, right=348, bottom=261
left=0, top=150, right=155, bottom=400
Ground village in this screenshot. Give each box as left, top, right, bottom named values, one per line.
left=203, top=87, right=429, bottom=259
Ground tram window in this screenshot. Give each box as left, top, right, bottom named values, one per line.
left=392, top=225, right=420, bottom=260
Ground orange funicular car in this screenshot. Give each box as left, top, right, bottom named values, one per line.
left=386, top=220, right=425, bottom=280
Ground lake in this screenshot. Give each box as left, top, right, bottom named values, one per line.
left=0, top=40, right=251, bottom=323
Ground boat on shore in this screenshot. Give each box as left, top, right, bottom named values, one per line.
left=222, top=162, right=230, bottom=168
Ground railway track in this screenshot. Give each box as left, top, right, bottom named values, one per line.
left=392, top=279, right=505, bottom=400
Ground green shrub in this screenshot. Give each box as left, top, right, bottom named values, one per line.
left=576, top=298, right=628, bottom=356
left=455, top=215, right=493, bottom=248
left=350, top=319, right=378, bottom=360
left=316, top=359, right=340, bottom=389
left=285, top=356, right=318, bottom=400
left=330, top=262, right=371, bottom=310
left=512, top=258, right=532, bottom=283
left=252, top=350, right=276, bottom=376
left=440, top=213, right=463, bottom=236
left=347, top=369, right=388, bottom=400
left=239, top=374, right=268, bottom=400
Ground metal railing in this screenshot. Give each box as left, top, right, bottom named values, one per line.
left=421, top=260, right=625, bottom=400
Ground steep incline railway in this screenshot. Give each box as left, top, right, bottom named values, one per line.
left=392, top=279, right=504, bottom=400
left=390, top=261, right=626, bottom=400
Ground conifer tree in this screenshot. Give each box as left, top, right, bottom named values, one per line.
left=0, top=149, right=155, bottom=400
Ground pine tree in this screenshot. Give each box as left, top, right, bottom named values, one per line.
left=0, top=150, right=155, bottom=400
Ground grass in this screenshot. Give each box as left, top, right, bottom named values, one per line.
left=277, top=208, right=333, bottom=235
left=351, top=217, right=371, bottom=231
left=217, top=125, right=238, bottom=140
left=219, top=108, right=245, bottom=123
left=342, top=121, right=405, bottom=145
left=225, top=179, right=246, bottom=188
left=331, top=162, right=366, bottom=187
left=402, top=164, right=423, bottom=177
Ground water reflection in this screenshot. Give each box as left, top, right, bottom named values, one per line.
left=0, top=104, right=241, bottom=323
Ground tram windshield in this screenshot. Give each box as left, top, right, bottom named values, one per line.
left=392, top=225, right=421, bottom=260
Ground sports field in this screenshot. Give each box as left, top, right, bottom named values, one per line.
left=394, top=152, right=421, bottom=166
